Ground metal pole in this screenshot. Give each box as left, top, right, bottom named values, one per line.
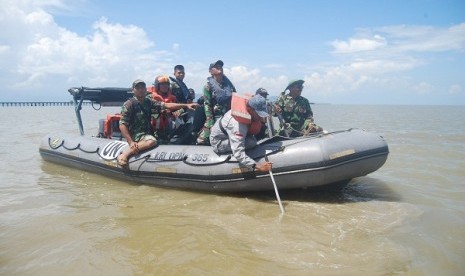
left=265, top=155, right=285, bottom=214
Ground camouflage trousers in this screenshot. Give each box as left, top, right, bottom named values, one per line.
left=196, top=114, right=221, bottom=145
left=196, top=126, right=212, bottom=145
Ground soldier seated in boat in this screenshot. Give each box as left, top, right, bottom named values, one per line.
left=209, top=94, right=273, bottom=173
left=117, top=79, right=198, bottom=168
left=147, top=75, right=178, bottom=144
left=187, top=88, right=195, bottom=103
left=273, top=79, right=323, bottom=137
left=254, top=88, right=271, bottom=140
left=169, top=64, right=194, bottom=104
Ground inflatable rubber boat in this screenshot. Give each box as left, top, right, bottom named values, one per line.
left=39, top=87, right=389, bottom=192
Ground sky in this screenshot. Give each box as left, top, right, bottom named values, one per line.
left=1, top=0, right=464, bottom=105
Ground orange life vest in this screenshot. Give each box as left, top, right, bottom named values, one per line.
left=104, top=114, right=122, bottom=138
left=230, top=93, right=262, bottom=135
left=150, top=91, right=177, bottom=130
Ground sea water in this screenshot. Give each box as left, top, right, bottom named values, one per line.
left=0, top=104, right=464, bottom=275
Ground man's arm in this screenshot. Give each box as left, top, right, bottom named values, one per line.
left=119, top=123, right=133, bottom=145
left=119, top=101, right=134, bottom=144
left=229, top=122, right=253, bottom=164
left=164, top=102, right=198, bottom=111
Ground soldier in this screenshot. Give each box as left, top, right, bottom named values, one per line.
left=169, top=65, right=192, bottom=103
left=255, top=87, right=269, bottom=99
left=196, top=60, right=236, bottom=145
left=188, top=88, right=195, bottom=103
left=273, top=79, right=323, bottom=137
left=117, top=79, right=198, bottom=167
left=254, top=88, right=271, bottom=140
left=209, top=95, right=273, bottom=172
left=148, top=75, right=178, bottom=144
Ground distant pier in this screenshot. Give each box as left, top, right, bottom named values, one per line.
left=0, top=102, right=93, bottom=107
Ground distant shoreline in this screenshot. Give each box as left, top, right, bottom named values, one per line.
left=0, top=101, right=91, bottom=107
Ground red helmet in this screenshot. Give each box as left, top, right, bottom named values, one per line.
left=154, top=75, right=170, bottom=90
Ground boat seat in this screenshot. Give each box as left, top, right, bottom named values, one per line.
left=112, top=131, right=123, bottom=140
left=104, top=114, right=122, bottom=139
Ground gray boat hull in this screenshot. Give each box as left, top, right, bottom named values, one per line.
left=39, top=128, right=388, bottom=192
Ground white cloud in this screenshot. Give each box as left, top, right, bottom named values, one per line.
left=323, top=23, right=465, bottom=103
left=302, top=58, right=419, bottom=95
left=0, top=0, right=463, bottom=105
left=13, top=17, right=158, bottom=88
left=449, top=84, right=462, bottom=95
left=333, top=23, right=465, bottom=55
left=0, top=1, right=171, bottom=100
left=331, top=35, right=387, bottom=53
left=0, top=45, right=10, bottom=53
left=225, top=66, right=289, bottom=94
left=413, top=82, right=434, bottom=95
left=378, top=23, right=465, bottom=52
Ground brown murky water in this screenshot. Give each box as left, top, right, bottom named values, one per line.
left=1, top=104, right=464, bottom=275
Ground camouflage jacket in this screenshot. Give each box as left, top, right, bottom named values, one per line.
left=202, top=76, right=236, bottom=128
left=274, top=94, right=314, bottom=132
left=119, top=97, right=165, bottom=141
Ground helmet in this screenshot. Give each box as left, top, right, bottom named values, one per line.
left=154, top=75, right=170, bottom=90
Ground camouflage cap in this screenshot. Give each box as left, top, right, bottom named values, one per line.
left=132, top=79, right=146, bottom=88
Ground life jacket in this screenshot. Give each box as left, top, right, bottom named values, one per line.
left=207, top=75, right=236, bottom=111
left=169, top=76, right=190, bottom=103
left=103, top=114, right=122, bottom=138
left=231, top=93, right=251, bottom=124
left=147, top=86, right=156, bottom=95
left=230, top=93, right=262, bottom=136
left=150, top=91, right=177, bottom=131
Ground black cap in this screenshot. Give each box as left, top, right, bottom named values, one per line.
left=255, top=88, right=269, bottom=96
left=209, top=60, right=224, bottom=70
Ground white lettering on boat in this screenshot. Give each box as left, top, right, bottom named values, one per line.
left=100, top=141, right=127, bottom=160
left=152, top=152, right=188, bottom=161
left=191, top=154, right=209, bottom=162
left=169, top=152, right=186, bottom=160
left=153, top=152, right=167, bottom=160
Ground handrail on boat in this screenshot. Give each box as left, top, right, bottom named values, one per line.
left=68, top=87, right=133, bottom=135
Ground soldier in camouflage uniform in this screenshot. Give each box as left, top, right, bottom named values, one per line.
left=169, top=65, right=193, bottom=103
left=273, top=79, right=323, bottom=137
left=196, top=60, right=236, bottom=145
left=117, top=79, right=198, bottom=167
